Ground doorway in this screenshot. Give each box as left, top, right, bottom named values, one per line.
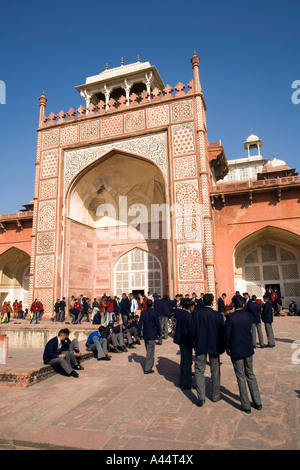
left=265, top=283, right=281, bottom=298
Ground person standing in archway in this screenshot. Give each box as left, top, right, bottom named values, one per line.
left=262, top=295, right=275, bottom=347
left=137, top=299, right=161, bottom=374
left=224, top=294, right=262, bottom=414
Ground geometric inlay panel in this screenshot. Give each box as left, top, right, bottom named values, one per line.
left=101, top=115, right=123, bottom=137
left=124, top=110, right=145, bottom=132
left=176, top=216, right=201, bottom=241
left=178, top=244, right=203, bottom=280
left=174, top=155, right=197, bottom=179
left=178, top=283, right=204, bottom=297
left=171, top=100, right=193, bottom=123
left=38, top=200, right=56, bottom=231
left=60, top=125, right=79, bottom=146
left=35, top=255, right=54, bottom=287
left=42, top=129, right=59, bottom=149
left=37, top=232, right=55, bottom=253
left=146, top=105, right=169, bottom=128
left=175, top=180, right=199, bottom=215
left=39, top=178, right=57, bottom=199
left=80, top=120, right=100, bottom=141
left=41, top=150, right=58, bottom=179
left=172, top=123, right=195, bottom=155
left=34, top=288, right=53, bottom=314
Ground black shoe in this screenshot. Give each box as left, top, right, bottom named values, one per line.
left=98, top=356, right=111, bottom=361
left=242, top=408, right=251, bottom=414
left=75, top=365, right=84, bottom=370
left=70, top=370, right=79, bottom=378
left=128, top=344, right=136, bottom=348
left=253, top=403, right=262, bottom=410
left=260, top=345, right=264, bottom=348
left=144, top=370, right=154, bottom=374
left=113, top=348, right=122, bottom=353
left=196, top=399, right=205, bottom=407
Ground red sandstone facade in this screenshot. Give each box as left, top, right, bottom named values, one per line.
left=0, top=54, right=299, bottom=315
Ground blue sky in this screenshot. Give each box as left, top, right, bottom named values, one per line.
left=0, top=0, right=299, bottom=213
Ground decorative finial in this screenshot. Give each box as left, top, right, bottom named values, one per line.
left=121, top=57, right=124, bottom=66
left=137, top=55, right=140, bottom=62
left=106, top=63, right=108, bottom=70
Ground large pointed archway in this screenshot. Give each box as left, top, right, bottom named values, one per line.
left=234, top=226, right=300, bottom=307
left=0, top=247, right=30, bottom=308
left=64, top=150, right=170, bottom=299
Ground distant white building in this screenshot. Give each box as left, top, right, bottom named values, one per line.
left=218, top=132, right=290, bottom=183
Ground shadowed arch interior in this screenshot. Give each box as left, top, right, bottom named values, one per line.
left=65, top=150, right=169, bottom=299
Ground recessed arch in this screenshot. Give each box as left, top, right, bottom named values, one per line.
left=63, top=149, right=170, bottom=299
left=0, top=247, right=30, bottom=308
left=234, top=226, right=300, bottom=306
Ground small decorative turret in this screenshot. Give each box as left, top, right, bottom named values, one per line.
left=38, top=92, right=47, bottom=127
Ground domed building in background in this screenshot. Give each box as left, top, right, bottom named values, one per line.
left=0, top=54, right=299, bottom=314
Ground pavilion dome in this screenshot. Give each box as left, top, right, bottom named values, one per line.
left=246, top=132, right=260, bottom=142
left=265, top=155, right=288, bottom=168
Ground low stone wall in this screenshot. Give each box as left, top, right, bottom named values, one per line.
left=0, top=328, right=91, bottom=348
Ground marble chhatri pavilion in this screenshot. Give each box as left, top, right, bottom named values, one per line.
left=0, top=54, right=300, bottom=315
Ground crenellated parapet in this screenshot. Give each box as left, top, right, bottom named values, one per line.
left=39, top=81, right=195, bottom=128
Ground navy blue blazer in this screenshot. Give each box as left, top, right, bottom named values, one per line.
left=261, top=300, right=273, bottom=323
left=43, top=336, right=63, bottom=364
left=120, top=297, right=130, bottom=315
left=154, top=298, right=172, bottom=317
left=173, top=308, right=195, bottom=348
left=102, top=324, right=122, bottom=338
left=217, top=297, right=226, bottom=313
left=192, top=306, right=224, bottom=355
left=224, top=309, right=254, bottom=358
left=137, top=308, right=161, bottom=340
left=246, top=300, right=261, bottom=324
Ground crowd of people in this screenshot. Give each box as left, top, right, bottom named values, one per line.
left=41, top=287, right=293, bottom=413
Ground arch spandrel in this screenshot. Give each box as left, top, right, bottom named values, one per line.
left=63, top=132, right=169, bottom=198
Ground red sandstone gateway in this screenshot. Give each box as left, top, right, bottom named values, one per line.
left=0, top=55, right=299, bottom=316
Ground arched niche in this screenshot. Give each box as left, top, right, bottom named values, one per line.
left=65, top=150, right=169, bottom=298
left=234, top=226, right=300, bottom=306
left=0, top=247, right=30, bottom=308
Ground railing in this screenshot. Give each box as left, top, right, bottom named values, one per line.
left=41, top=81, right=195, bottom=128
left=212, top=175, right=300, bottom=193
left=0, top=211, right=33, bottom=221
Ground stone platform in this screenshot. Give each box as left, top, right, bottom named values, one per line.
left=0, top=316, right=299, bottom=450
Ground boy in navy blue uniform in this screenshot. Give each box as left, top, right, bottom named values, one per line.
left=193, top=293, right=224, bottom=406
left=173, top=298, right=195, bottom=390
left=262, top=295, right=275, bottom=347
left=224, top=295, right=262, bottom=413
left=246, top=295, right=264, bottom=348
left=137, top=299, right=161, bottom=374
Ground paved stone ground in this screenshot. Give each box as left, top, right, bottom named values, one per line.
left=0, top=317, right=299, bottom=450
